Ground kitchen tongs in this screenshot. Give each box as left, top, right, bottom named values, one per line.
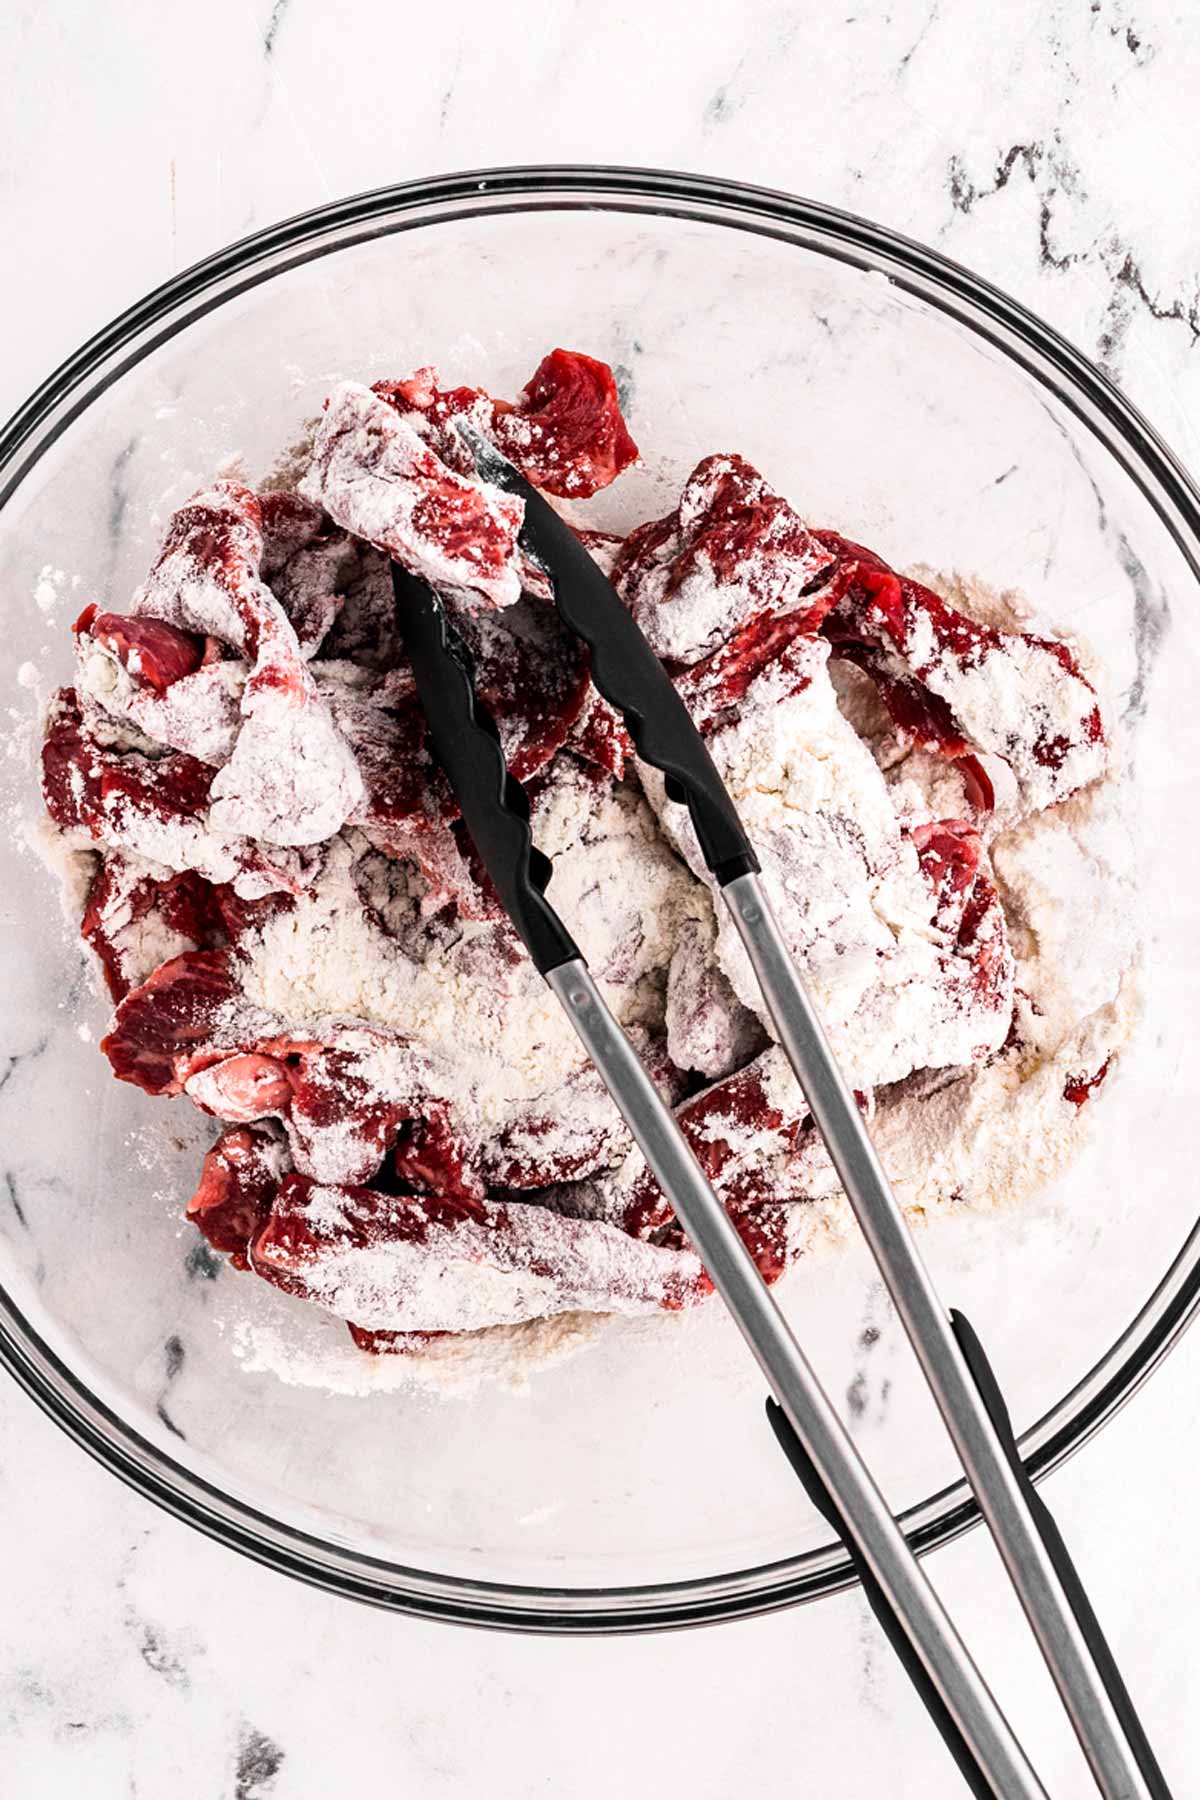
left=392, top=428, right=1169, bottom=1800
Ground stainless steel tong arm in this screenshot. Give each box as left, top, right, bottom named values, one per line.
left=549, top=958, right=1046, bottom=1800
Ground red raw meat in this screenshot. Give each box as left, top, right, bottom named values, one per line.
left=250, top=1175, right=706, bottom=1328
left=130, top=482, right=363, bottom=847
left=316, top=545, right=403, bottom=670
left=75, top=604, right=205, bottom=693
left=330, top=691, right=499, bottom=920
left=493, top=349, right=639, bottom=498
left=42, top=689, right=211, bottom=837
left=566, top=689, right=633, bottom=777
left=73, top=604, right=244, bottom=769
left=372, top=369, right=495, bottom=478
left=390, top=1112, right=487, bottom=1213
left=304, top=385, right=525, bottom=609
left=258, top=1173, right=481, bottom=1264
left=831, top=641, right=995, bottom=809
left=958, top=878, right=1012, bottom=1009
left=344, top=1323, right=446, bottom=1355
left=188, top=1033, right=432, bottom=1187
left=730, top=1204, right=797, bottom=1286
left=621, top=1051, right=812, bottom=1239
left=909, top=818, right=1012, bottom=1012
left=573, top=528, right=625, bottom=579
left=327, top=598, right=591, bottom=917
left=274, top=1042, right=424, bottom=1182
left=615, top=454, right=837, bottom=663
left=81, top=855, right=226, bottom=1000
left=208, top=883, right=297, bottom=946
left=1063, top=1057, right=1111, bottom=1108
left=665, top=916, right=766, bottom=1081
left=377, top=349, right=638, bottom=499
left=106, top=950, right=436, bottom=1185
left=673, top=609, right=824, bottom=735
left=479, top=1029, right=682, bottom=1193
left=258, top=490, right=327, bottom=565
left=258, top=489, right=348, bottom=655
left=103, top=950, right=243, bottom=1095
left=817, top=530, right=1105, bottom=805
left=187, top=1051, right=295, bottom=1122
left=910, top=820, right=984, bottom=937
left=188, top=1123, right=286, bottom=1268
left=41, top=689, right=308, bottom=895
left=457, top=598, right=591, bottom=782
left=655, top=1198, right=798, bottom=1290
left=137, top=482, right=273, bottom=651
left=52, top=361, right=1113, bottom=1349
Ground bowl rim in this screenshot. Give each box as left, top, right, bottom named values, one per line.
left=4, top=161, right=1200, bottom=1633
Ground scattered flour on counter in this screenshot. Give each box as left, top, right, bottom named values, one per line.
left=34, top=565, right=67, bottom=615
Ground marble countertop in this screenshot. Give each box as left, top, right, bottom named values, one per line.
left=3, top=1, right=1199, bottom=1793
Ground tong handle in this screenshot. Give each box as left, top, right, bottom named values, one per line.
left=766, top=1398, right=996, bottom=1799
left=467, top=443, right=757, bottom=884
left=550, top=958, right=1043, bottom=1798
left=950, top=1313, right=1172, bottom=1800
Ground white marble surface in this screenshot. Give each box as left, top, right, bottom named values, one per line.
left=3, top=1, right=1200, bottom=1793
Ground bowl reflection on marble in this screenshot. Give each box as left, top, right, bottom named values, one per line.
left=2, top=167, right=1199, bottom=1631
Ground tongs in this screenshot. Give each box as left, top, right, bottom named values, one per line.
left=392, top=426, right=1170, bottom=1800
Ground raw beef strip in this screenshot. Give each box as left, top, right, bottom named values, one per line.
left=818, top=530, right=1107, bottom=809
left=41, top=689, right=314, bottom=898
left=129, top=481, right=362, bottom=845
left=375, top=348, right=638, bottom=499
left=301, top=382, right=525, bottom=608
left=250, top=1175, right=706, bottom=1333
left=614, top=453, right=837, bottom=664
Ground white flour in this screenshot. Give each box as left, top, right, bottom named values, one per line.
left=229, top=775, right=703, bottom=1169
left=300, top=382, right=525, bottom=608
left=639, top=632, right=1016, bottom=1089
left=615, top=454, right=837, bottom=664
left=253, top=1186, right=705, bottom=1334
left=901, top=609, right=1106, bottom=810
left=229, top=1305, right=606, bottom=1397
left=78, top=644, right=245, bottom=766
left=128, top=483, right=363, bottom=848
left=787, top=968, right=1138, bottom=1227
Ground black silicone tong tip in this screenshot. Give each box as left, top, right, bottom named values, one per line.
left=390, top=561, right=580, bottom=974
left=455, top=422, right=758, bottom=886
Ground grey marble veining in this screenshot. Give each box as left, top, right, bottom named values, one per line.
left=2, top=2, right=1199, bottom=1795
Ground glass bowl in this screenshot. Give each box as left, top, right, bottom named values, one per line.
left=2, top=166, right=1199, bottom=1632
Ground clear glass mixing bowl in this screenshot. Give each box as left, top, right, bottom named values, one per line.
left=2, top=167, right=1198, bottom=1631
